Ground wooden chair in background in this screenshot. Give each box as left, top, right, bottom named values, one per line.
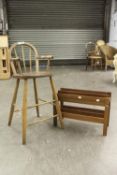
left=8, top=42, right=64, bottom=144
left=85, top=41, right=103, bottom=70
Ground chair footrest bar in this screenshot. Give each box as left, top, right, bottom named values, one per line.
left=28, top=114, right=58, bottom=126
left=38, top=98, right=56, bottom=104
left=14, top=100, right=56, bottom=112
left=28, top=100, right=55, bottom=109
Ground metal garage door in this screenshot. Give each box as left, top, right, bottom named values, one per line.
left=6, top=0, right=105, bottom=60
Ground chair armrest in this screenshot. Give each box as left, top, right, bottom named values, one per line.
left=10, top=57, right=20, bottom=61
left=36, top=55, right=53, bottom=71
left=37, top=55, right=54, bottom=60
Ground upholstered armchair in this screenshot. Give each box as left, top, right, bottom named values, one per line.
left=99, top=45, right=117, bottom=70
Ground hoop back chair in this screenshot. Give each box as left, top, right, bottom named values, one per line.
left=85, top=42, right=103, bottom=70
left=8, top=42, right=64, bottom=144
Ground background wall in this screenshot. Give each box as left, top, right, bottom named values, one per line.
left=109, top=0, right=117, bottom=47
left=0, top=0, right=3, bottom=31
left=0, top=0, right=8, bottom=34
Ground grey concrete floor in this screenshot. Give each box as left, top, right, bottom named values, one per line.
left=0, top=65, right=117, bottom=175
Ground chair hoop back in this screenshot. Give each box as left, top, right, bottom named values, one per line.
left=85, top=42, right=95, bottom=54
left=10, top=42, right=39, bottom=75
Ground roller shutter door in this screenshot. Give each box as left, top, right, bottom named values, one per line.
left=7, top=0, right=105, bottom=60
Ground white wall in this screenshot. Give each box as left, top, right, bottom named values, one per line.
left=0, top=0, right=3, bottom=31
left=0, top=0, right=8, bottom=33
left=109, top=0, right=117, bottom=47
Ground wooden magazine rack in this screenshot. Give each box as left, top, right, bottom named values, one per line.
left=54, top=88, right=111, bottom=136
left=0, top=35, right=10, bottom=79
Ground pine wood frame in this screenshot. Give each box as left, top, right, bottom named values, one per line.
left=8, top=42, right=64, bottom=144
left=0, top=35, right=10, bottom=79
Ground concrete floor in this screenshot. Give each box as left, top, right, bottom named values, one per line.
left=0, top=66, right=117, bottom=175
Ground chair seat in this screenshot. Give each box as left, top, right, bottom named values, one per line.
left=13, top=71, right=52, bottom=79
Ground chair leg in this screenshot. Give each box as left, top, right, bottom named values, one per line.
left=8, top=79, right=20, bottom=126
left=112, top=72, right=116, bottom=83
left=33, top=78, right=39, bottom=117
left=49, top=76, right=64, bottom=128
left=105, top=60, right=107, bottom=70
left=85, top=58, right=88, bottom=70
left=22, top=79, right=28, bottom=144
left=100, top=59, right=102, bottom=70
left=91, top=59, right=94, bottom=70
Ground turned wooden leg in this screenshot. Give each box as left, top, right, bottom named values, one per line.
left=103, top=105, right=108, bottom=136
left=22, top=79, right=28, bottom=144
left=49, top=76, right=64, bottom=128
left=33, top=78, right=39, bottom=117
left=8, top=79, right=20, bottom=126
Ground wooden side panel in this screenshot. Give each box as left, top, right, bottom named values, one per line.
left=0, top=47, right=10, bottom=79
left=55, top=88, right=111, bottom=135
